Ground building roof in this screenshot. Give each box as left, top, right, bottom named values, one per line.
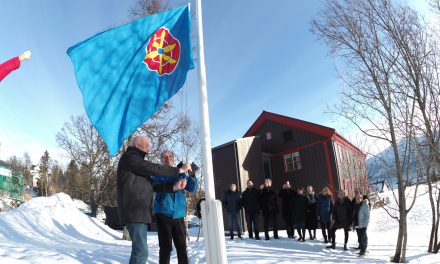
left=244, top=111, right=365, bottom=156
left=0, top=160, right=12, bottom=169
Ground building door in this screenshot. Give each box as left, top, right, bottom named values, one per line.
left=262, top=153, right=272, bottom=179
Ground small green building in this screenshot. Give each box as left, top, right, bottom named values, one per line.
left=0, top=163, right=25, bottom=201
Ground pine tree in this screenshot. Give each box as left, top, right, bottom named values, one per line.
left=38, top=151, right=51, bottom=196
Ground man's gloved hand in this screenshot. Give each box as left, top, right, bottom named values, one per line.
left=189, top=162, right=199, bottom=177
left=178, top=163, right=192, bottom=174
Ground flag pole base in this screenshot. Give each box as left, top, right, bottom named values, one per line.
left=201, top=199, right=227, bottom=264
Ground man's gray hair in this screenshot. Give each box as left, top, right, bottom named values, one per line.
left=160, top=149, right=174, bottom=158
left=131, top=135, right=151, bottom=147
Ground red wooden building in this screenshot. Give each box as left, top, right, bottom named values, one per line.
left=212, top=111, right=368, bottom=230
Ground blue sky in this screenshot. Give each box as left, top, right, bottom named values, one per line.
left=1, top=0, right=426, bottom=164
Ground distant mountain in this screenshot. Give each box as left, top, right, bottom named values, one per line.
left=367, top=136, right=430, bottom=189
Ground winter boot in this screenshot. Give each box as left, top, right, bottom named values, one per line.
left=230, top=233, right=234, bottom=240
left=344, top=244, right=348, bottom=251
left=248, top=232, right=253, bottom=239
left=326, top=243, right=336, bottom=249
left=265, top=232, right=270, bottom=240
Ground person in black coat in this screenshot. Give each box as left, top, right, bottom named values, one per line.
left=222, top=183, right=243, bottom=239
left=259, top=178, right=279, bottom=240
left=242, top=180, right=261, bottom=240
left=279, top=181, right=295, bottom=238
left=306, top=185, right=318, bottom=240
left=327, top=190, right=353, bottom=250
left=293, top=187, right=309, bottom=242
left=117, top=136, right=191, bottom=264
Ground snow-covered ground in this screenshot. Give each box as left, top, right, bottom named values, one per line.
left=0, top=186, right=438, bottom=263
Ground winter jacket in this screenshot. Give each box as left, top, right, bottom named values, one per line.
left=356, top=200, right=370, bottom=229
left=292, top=194, right=309, bottom=223
left=278, top=188, right=292, bottom=218
left=242, top=187, right=260, bottom=213
left=260, top=187, right=279, bottom=215
left=316, top=193, right=334, bottom=222
left=152, top=173, right=198, bottom=219
left=332, top=197, right=353, bottom=227
left=222, top=190, right=243, bottom=213
left=0, top=56, right=20, bottom=81
left=306, top=193, right=318, bottom=229
left=117, top=146, right=180, bottom=225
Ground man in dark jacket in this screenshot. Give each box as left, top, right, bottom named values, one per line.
left=327, top=190, right=353, bottom=250
left=223, top=183, right=243, bottom=239
left=242, top=180, right=261, bottom=240
left=260, top=178, right=279, bottom=240
left=279, top=181, right=295, bottom=239
left=293, top=187, right=309, bottom=242
left=117, top=136, right=191, bottom=264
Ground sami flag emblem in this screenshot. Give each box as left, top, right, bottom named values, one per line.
left=144, top=27, right=180, bottom=75
left=67, top=5, right=194, bottom=156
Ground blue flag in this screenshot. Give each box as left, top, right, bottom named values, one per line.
left=67, top=5, right=194, bottom=156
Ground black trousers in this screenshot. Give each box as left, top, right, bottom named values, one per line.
left=156, top=214, right=188, bottom=264
left=296, top=221, right=306, bottom=239
left=329, top=224, right=349, bottom=244
left=263, top=213, right=278, bottom=238
left=245, top=212, right=260, bottom=238
left=283, top=215, right=295, bottom=237
left=320, top=221, right=331, bottom=241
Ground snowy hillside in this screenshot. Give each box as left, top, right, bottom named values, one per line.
left=0, top=189, right=438, bottom=263
left=367, top=136, right=432, bottom=187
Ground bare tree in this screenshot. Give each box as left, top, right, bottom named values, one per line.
left=129, top=0, right=167, bottom=19
left=311, top=0, right=431, bottom=261
left=56, top=115, right=117, bottom=217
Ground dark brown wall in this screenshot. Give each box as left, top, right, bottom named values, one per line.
left=253, top=121, right=327, bottom=154
left=271, top=143, right=331, bottom=195
left=212, top=142, right=239, bottom=201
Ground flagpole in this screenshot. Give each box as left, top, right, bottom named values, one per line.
left=195, top=0, right=227, bottom=263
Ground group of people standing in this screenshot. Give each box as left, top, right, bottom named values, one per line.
left=222, top=179, right=371, bottom=256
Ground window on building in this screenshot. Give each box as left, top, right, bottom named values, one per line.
left=266, top=131, right=272, bottom=140
left=284, top=151, right=302, bottom=172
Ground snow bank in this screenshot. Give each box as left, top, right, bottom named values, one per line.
left=0, top=193, right=130, bottom=264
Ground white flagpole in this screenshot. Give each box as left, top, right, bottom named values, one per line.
left=195, top=0, right=227, bottom=263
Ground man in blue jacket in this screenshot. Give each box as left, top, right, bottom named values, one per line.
left=152, top=150, right=198, bottom=264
